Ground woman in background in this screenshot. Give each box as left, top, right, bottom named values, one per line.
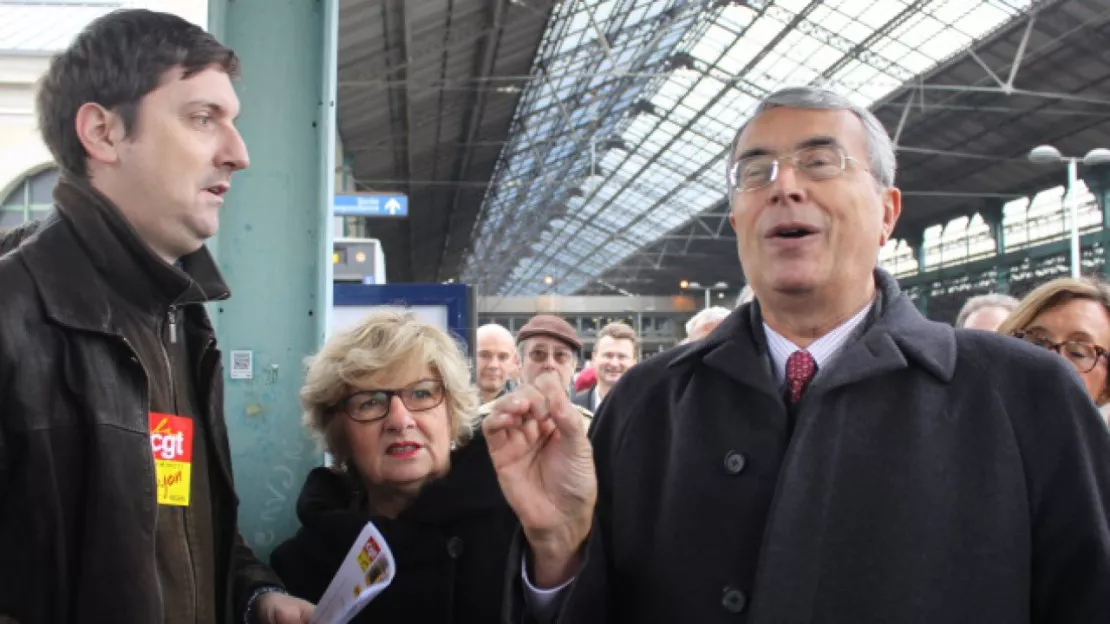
left=271, top=312, right=519, bottom=622
left=999, top=276, right=1110, bottom=426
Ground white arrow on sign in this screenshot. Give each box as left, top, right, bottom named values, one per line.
left=385, top=198, right=401, bottom=215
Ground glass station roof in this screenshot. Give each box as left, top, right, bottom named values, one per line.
left=0, top=1, right=129, bottom=54
left=461, top=0, right=1036, bottom=296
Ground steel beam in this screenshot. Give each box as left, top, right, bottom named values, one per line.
left=966, top=48, right=1008, bottom=90
left=1006, top=12, right=1037, bottom=90
left=508, top=0, right=797, bottom=292
left=469, top=3, right=690, bottom=289
left=437, top=0, right=508, bottom=281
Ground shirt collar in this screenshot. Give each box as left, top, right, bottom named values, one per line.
left=763, top=301, right=873, bottom=385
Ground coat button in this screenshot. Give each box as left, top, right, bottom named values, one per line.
left=721, top=586, right=747, bottom=613
left=446, top=536, right=463, bottom=559
left=723, top=451, right=747, bottom=475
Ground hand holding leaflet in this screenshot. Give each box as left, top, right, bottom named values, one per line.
left=310, top=521, right=396, bottom=624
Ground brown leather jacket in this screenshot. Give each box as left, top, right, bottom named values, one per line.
left=0, top=182, right=282, bottom=623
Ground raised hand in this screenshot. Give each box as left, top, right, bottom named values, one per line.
left=483, top=371, right=597, bottom=586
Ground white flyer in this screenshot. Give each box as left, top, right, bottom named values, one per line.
left=310, top=520, right=397, bottom=624
left=229, top=350, right=253, bottom=380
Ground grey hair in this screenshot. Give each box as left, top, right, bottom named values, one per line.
left=727, top=86, right=896, bottom=189
left=955, top=293, right=1020, bottom=328
left=476, top=323, right=515, bottom=344
left=735, top=284, right=755, bottom=308
left=685, top=306, right=732, bottom=336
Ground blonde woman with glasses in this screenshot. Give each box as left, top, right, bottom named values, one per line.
left=999, top=277, right=1110, bottom=421
left=271, top=312, right=519, bottom=622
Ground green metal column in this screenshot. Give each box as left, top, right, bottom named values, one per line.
left=904, top=227, right=928, bottom=314
left=208, top=0, right=338, bottom=558
left=914, top=249, right=929, bottom=317
left=340, top=154, right=353, bottom=236
left=1081, top=167, right=1110, bottom=278
left=22, top=179, right=31, bottom=224
left=980, top=200, right=1008, bottom=294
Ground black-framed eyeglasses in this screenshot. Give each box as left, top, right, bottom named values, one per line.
left=1012, top=330, right=1109, bottom=373
left=728, top=144, right=860, bottom=192
left=331, top=378, right=446, bottom=423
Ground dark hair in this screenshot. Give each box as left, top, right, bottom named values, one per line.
left=36, top=9, right=239, bottom=177
left=0, top=219, right=43, bottom=256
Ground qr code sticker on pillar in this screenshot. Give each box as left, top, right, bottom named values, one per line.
left=230, top=350, right=253, bottom=380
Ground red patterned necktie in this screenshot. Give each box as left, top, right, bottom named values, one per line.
left=785, top=350, right=817, bottom=405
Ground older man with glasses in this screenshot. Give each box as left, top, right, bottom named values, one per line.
left=479, top=315, right=593, bottom=427
left=484, top=85, right=1110, bottom=623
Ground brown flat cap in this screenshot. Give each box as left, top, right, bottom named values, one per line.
left=517, top=314, right=582, bottom=351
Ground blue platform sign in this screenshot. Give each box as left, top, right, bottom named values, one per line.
left=334, top=192, right=408, bottom=217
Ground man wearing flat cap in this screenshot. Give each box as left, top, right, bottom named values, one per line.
left=479, top=314, right=593, bottom=425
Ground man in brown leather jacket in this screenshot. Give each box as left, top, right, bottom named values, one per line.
left=0, top=9, right=313, bottom=624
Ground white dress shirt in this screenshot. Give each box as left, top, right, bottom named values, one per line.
left=762, top=301, right=873, bottom=385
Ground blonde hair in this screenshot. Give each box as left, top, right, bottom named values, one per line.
left=300, top=311, right=479, bottom=466
left=997, top=277, right=1110, bottom=338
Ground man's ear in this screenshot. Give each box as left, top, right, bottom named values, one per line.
left=74, top=102, right=126, bottom=167
left=878, top=187, right=902, bottom=247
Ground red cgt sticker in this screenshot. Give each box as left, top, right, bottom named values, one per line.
left=149, top=413, right=193, bottom=506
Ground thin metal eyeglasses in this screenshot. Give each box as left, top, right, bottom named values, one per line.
left=728, top=144, right=860, bottom=192
left=1011, top=330, right=1109, bottom=373
left=331, top=378, right=446, bottom=423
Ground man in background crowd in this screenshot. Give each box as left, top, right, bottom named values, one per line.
left=574, top=322, right=638, bottom=412
left=476, top=323, right=518, bottom=403
left=956, top=292, right=1019, bottom=331
left=481, top=314, right=593, bottom=425
left=681, top=306, right=732, bottom=343
left=735, top=284, right=755, bottom=307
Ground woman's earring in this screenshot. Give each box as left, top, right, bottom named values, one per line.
left=450, top=441, right=458, bottom=451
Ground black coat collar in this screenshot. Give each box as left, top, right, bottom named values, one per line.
left=20, top=176, right=229, bottom=335
left=669, top=268, right=956, bottom=395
